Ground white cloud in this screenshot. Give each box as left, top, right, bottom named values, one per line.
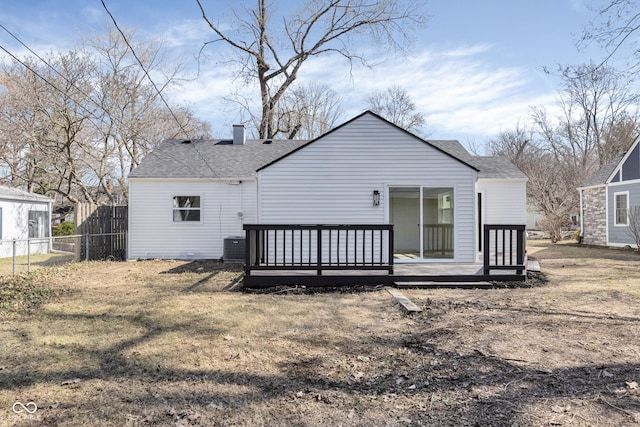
left=172, top=43, right=561, bottom=143
left=161, top=19, right=212, bottom=48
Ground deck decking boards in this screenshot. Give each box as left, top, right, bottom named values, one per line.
left=242, top=262, right=527, bottom=287
left=394, top=281, right=493, bottom=289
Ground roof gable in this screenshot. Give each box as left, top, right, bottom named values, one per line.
left=620, top=138, right=640, bottom=181
left=258, top=110, right=479, bottom=172
left=580, top=134, right=640, bottom=187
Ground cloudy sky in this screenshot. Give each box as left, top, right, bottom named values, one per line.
left=0, top=0, right=607, bottom=150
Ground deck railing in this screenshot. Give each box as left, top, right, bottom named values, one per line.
left=483, top=224, right=526, bottom=275
left=244, top=224, right=394, bottom=276
left=423, top=223, right=454, bottom=255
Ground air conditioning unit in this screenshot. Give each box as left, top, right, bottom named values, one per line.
left=223, top=236, right=245, bottom=262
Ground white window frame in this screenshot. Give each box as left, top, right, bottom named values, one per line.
left=172, top=195, right=202, bottom=223
left=28, top=210, right=49, bottom=238
left=614, top=191, right=629, bottom=227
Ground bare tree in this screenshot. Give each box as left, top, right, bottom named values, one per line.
left=88, top=26, right=210, bottom=201
left=553, top=63, right=640, bottom=168
left=272, top=82, right=343, bottom=139
left=486, top=123, right=574, bottom=241
left=489, top=63, right=640, bottom=242
left=627, top=205, right=640, bottom=250
left=197, top=0, right=425, bottom=139
left=581, top=0, right=640, bottom=71
left=487, top=122, right=540, bottom=170
left=366, top=84, right=425, bottom=133
left=0, top=25, right=210, bottom=205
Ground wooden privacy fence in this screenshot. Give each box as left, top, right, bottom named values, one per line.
left=74, top=203, right=128, bottom=260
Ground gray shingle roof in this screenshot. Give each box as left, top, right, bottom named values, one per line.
left=472, top=156, right=528, bottom=179
left=428, top=140, right=527, bottom=179
left=130, top=136, right=525, bottom=180
left=580, top=152, right=625, bottom=187
left=129, top=139, right=309, bottom=179
left=0, top=185, right=52, bottom=203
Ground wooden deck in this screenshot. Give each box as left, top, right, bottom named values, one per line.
left=242, top=223, right=528, bottom=288
left=243, top=261, right=527, bottom=288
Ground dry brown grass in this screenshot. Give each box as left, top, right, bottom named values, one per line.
left=0, top=241, right=639, bottom=426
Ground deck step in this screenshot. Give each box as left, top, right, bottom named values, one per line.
left=386, top=287, right=422, bottom=313
left=527, top=260, right=541, bottom=272
left=394, top=281, right=493, bottom=289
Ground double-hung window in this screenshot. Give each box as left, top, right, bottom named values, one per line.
left=173, top=196, right=201, bottom=222
left=614, top=192, right=629, bottom=226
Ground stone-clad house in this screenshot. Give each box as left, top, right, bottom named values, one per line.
left=578, top=135, right=640, bottom=248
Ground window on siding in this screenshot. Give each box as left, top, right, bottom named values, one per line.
left=615, top=192, right=629, bottom=226
left=28, top=210, right=49, bottom=238
left=173, top=196, right=201, bottom=222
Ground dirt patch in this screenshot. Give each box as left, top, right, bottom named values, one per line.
left=0, top=241, right=639, bottom=426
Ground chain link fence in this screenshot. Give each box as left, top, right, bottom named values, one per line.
left=0, top=232, right=127, bottom=275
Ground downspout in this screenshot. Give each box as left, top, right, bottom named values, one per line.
left=256, top=172, right=262, bottom=224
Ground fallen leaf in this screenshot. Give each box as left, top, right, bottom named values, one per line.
left=61, top=378, right=81, bottom=386
left=223, top=335, right=234, bottom=341
left=626, top=381, right=638, bottom=390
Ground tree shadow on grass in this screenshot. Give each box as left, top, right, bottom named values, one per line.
left=2, top=296, right=639, bottom=425
left=157, top=260, right=244, bottom=292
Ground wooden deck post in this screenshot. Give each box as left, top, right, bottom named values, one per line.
left=316, top=227, right=322, bottom=276
left=388, top=228, right=394, bottom=274
left=483, top=226, right=490, bottom=275
left=516, top=227, right=524, bottom=275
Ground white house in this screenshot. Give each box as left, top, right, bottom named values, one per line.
left=128, top=111, right=527, bottom=262
left=0, top=185, right=53, bottom=258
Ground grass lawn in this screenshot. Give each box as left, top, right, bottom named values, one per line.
left=0, top=240, right=639, bottom=426
left=0, top=252, right=77, bottom=276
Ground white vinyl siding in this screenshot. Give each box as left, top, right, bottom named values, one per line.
left=0, top=199, right=51, bottom=258
left=258, top=113, right=478, bottom=262
left=477, top=178, right=527, bottom=224
left=128, top=178, right=256, bottom=259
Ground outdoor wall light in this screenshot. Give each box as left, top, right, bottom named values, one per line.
left=373, top=190, right=380, bottom=206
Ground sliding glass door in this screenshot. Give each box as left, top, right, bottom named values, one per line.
left=390, top=186, right=454, bottom=260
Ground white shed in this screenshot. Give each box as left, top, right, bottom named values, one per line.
left=0, top=185, right=53, bottom=258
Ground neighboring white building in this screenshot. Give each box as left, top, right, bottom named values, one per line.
left=0, top=185, right=53, bottom=258
left=128, top=111, right=527, bottom=262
